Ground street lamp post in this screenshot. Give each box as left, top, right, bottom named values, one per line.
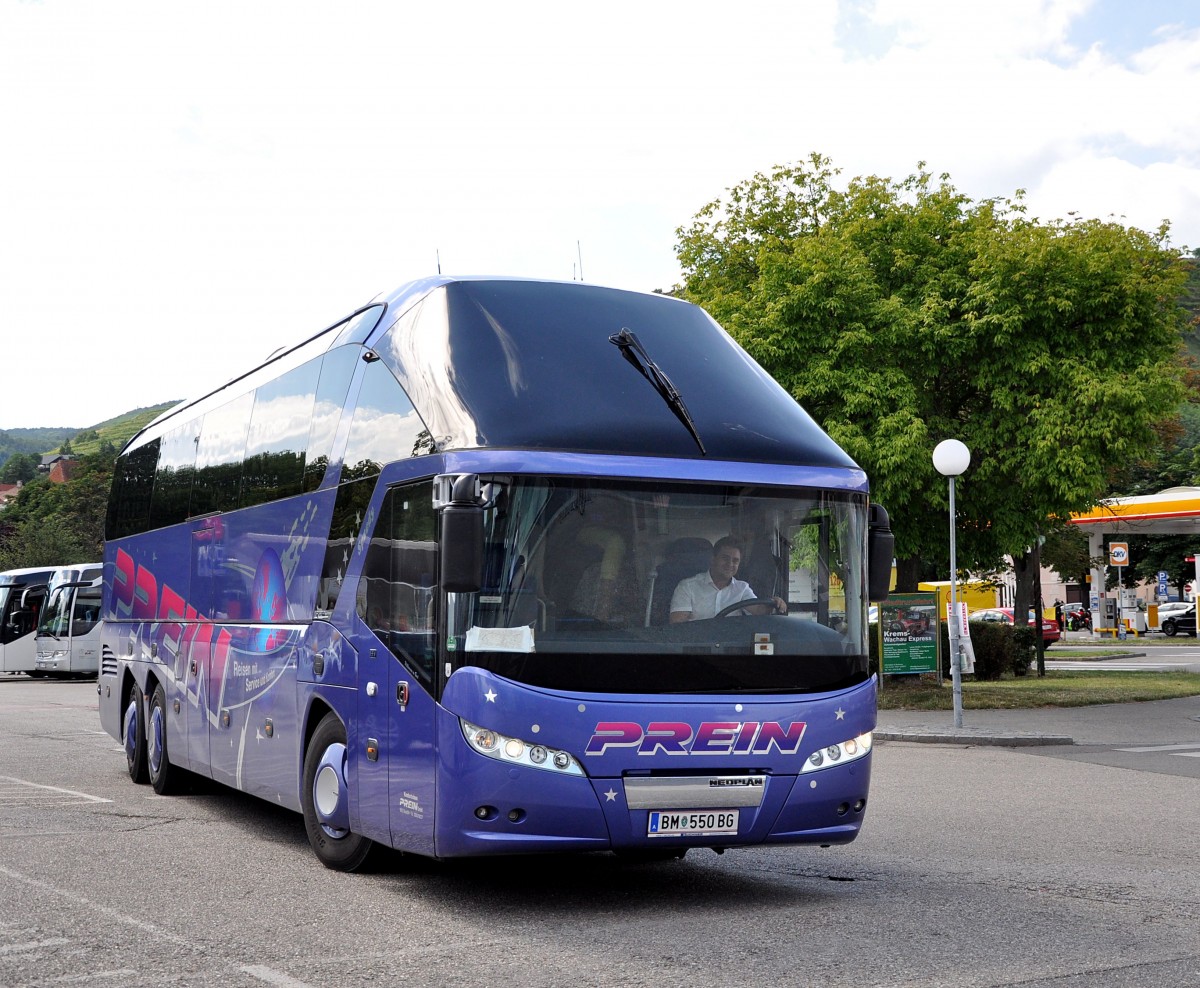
left=933, top=439, right=971, bottom=729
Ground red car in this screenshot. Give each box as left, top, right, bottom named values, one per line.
left=969, top=607, right=1061, bottom=647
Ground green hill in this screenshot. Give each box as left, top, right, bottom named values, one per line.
left=0, top=427, right=75, bottom=464
left=59, top=403, right=180, bottom=457
left=0, top=402, right=179, bottom=468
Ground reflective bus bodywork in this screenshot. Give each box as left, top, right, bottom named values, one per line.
left=0, top=566, right=55, bottom=674
left=98, top=277, right=891, bottom=868
left=35, top=565, right=103, bottom=677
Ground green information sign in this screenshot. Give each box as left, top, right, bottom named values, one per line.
left=880, top=592, right=939, bottom=675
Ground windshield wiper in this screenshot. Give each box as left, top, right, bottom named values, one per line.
left=608, top=328, right=706, bottom=455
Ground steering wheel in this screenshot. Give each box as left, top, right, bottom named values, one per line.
left=713, top=597, right=782, bottom=619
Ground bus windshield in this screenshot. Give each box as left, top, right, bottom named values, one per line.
left=443, top=477, right=869, bottom=695
left=37, top=586, right=73, bottom=638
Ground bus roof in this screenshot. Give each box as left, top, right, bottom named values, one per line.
left=125, top=277, right=858, bottom=471
left=0, top=566, right=56, bottom=586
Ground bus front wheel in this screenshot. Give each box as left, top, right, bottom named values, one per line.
left=302, top=714, right=374, bottom=872
left=123, top=681, right=148, bottom=784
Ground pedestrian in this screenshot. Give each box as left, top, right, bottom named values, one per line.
left=1054, top=599, right=1064, bottom=633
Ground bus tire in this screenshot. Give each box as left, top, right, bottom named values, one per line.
left=302, top=714, right=374, bottom=872
left=124, top=681, right=149, bottom=784
left=146, top=681, right=181, bottom=795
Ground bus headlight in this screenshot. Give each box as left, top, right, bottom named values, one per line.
left=801, top=732, right=872, bottom=773
left=461, top=720, right=585, bottom=776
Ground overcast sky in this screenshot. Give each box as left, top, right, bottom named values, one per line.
left=2, top=0, right=1198, bottom=430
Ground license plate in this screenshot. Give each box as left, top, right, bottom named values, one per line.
left=647, top=809, right=739, bottom=837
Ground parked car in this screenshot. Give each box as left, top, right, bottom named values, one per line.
left=1160, top=604, right=1197, bottom=637
left=969, top=607, right=1061, bottom=647
left=1155, top=601, right=1192, bottom=620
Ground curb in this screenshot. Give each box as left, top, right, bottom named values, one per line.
left=1049, top=650, right=1144, bottom=660
left=876, top=729, right=1074, bottom=747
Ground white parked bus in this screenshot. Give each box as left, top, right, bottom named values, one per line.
left=36, top=565, right=103, bottom=677
left=0, top=566, right=56, bottom=674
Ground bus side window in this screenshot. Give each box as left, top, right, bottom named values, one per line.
left=339, top=360, right=426, bottom=484
left=106, top=439, right=160, bottom=540
left=318, top=476, right=376, bottom=617
left=192, top=393, right=254, bottom=516
left=241, top=358, right=321, bottom=507
left=358, top=482, right=437, bottom=687
left=304, top=345, right=359, bottom=492
left=148, top=422, right=198, bottom=531
left=73, top=589, right=101, bottom=634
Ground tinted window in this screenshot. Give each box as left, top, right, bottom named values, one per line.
left=317, top=475, right=377, bottom=617
left=339, top=360, right=427, bottom=484
left=358, top=482, right=438, bottom=687
left=72, top=585, right=102, bottom=634
left=374, top=280, right=857, bottom=467
left=241, top=358, right=320, bottom=507
left=106, top=439, right=160, bottom=539
left=148, top=422, right=198, bottom=530
left=192, top=393, right=253, bottom=515
left=304, top=345, right=359, bottom=492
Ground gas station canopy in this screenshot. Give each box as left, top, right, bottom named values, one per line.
left=1072, top=487, right=1200, bottom=536
left=1071, top=487, right=1200, bottom=630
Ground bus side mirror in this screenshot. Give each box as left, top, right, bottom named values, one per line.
left=867, top=503, right=893, bottom=602
left=439, top=474, right=484, bottom=593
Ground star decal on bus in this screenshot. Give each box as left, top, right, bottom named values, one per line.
left=484, top=689, right=497, bottom=702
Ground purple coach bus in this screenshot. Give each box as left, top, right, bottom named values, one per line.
left=98, top=277, right=892, bottom=869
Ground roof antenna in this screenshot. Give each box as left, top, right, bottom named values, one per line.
left=436, top=249, right=442, bottom=275
left=577, top=240, right=584, bottom=282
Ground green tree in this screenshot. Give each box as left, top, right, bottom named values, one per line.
left=0, top=448, right=114, bottom=569
left=676, top=155, right=1189, bottom=605
left=0, top=452, right=38, bottom=484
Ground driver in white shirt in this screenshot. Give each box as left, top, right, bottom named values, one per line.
left=669, top=537, right=787, bottom=623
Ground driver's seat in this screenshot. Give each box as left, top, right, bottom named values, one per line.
left=647, top=538, right=713, bottom=626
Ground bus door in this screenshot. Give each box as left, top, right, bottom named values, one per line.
left=355, top=484, right=439, bottom=856
left=353, top=636, right=437, bottom=855
left=67, top=581, right=102, bottom=672
left=1, top=582, right=48, bottom=672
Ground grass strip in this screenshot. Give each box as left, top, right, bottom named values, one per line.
left=877, top=670, right=1200, bottom=711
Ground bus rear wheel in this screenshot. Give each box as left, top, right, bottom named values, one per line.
left=302, top=714, right=374, bottom=872
left=146, top=681, right=181, bottom=795
left=124, top=681, right=148, bottom=784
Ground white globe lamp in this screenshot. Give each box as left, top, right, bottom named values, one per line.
left=933, top=439, right=971, bottom=728
left=933, top=439, right=971, bottom=478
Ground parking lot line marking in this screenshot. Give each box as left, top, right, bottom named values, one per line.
left=0, top=775, right=111, bottom=803
left=0, top=865, right=192, bottom=949
left=0, top=937, right=69, bottom=956
left=1113, top=743, right=1200, bottom=753
left=38, top=970, right=137, bottom=985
